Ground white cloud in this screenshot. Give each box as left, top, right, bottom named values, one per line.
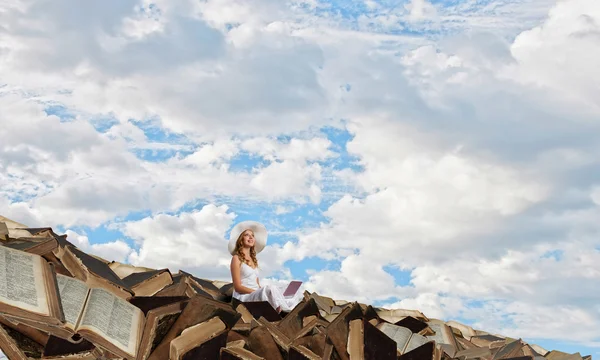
left=65, top=230, right=133, bottom=263
left=0, top=0, right=329, bottom=136
left=0, top=95, right=335, bottom=227
left=124, top=204, right=236, bottom=280
left=250, top=161, right=323, bottom=203
left=345, top=118, right=547, bottom=215
left=467, top=301, right=600, bottom=345
left=280, top=116, right=548, bottom=268
left=302, top=254, right=411, bottom=303
left=197, top=0, right=288, bottom=31
left=275, top=205, right=294, bottom=215
left=179, top=138, right=240, bottom=166
left=508, top=0, right=600, bottom=113
left=236, top=136, right=335, bottom=203
left=241, top=137, right=333, bottom=162
left=405, top=0, right=437, bottom=22
left=382, top=293, right=464, bottom=321
left=433, top=0, right=556, bottom=36
left=591, top=186, right=600, bottom=206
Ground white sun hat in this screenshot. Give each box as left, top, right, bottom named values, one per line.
left=228, top=221, right=268, bottom=255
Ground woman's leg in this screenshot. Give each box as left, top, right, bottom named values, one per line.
left=241, top=285, right=295, bottom=313
left=283, top=285, right=305, bottom=312
left=259, top=285, right=290, bottom=313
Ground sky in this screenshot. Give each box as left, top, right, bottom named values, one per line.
left=0, top=0, right=599, bottom=357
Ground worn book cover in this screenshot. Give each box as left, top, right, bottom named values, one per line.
left=2, top=235, right=58, bottom=256
left=278, top=298, right=321, bottom=339
left=134, top=298, right=187, bottom=360
left=169, top=317, right=228, bottom=360
left=398, top=341, right=437, bottom=360
left=289, top=345, right=321, bottom=360
left=42, top=335, right=102, bottom=359
left=0, top=322, right=45, bottom=360
left=325, top=302, right=363, bottom=360
left=122, top=269, right=173, bottom=297
left=236, top=301, right=281, bottom=323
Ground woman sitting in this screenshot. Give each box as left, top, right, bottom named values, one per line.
left=229, top=221, right=303, bottom=313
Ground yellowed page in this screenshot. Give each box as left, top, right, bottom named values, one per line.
left=377, top=322, right=412, bottom=353
left=56, top=274, right=90, bottom=329
left=77, top=288, right=142, bottom=357
left=0, top=246, right=49, bottom=316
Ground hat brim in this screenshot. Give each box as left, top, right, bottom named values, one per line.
left=228, top=221, right=268, bottom=255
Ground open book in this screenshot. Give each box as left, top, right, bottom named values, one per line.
left=0, top=246, right=64, bottom=326
left=426, top=319, right=460, bottom=357
left=55, top=274, right=145, bottom=360
left=376, top=322, right=430, bottom=355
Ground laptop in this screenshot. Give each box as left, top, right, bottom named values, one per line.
left=283, top=281, right=303, bottom=298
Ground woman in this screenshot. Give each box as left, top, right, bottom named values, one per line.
left=229, top=221, right=303, bottom=313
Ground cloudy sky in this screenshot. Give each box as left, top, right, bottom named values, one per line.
left=1, top=0, right=599, bottom=356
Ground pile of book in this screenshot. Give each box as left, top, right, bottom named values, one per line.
left=0, top=216, right=591, bottom=360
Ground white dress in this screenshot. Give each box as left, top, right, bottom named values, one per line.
left=232, top=262, right=304, bottom=312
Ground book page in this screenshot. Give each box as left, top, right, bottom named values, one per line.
left=426, top=323, right=449, bottom=345
left=404, top=333, right=429, bottom=353
left=78, top=288, right=141, bottom=356
left=377, top=309, right=425, bottom=323
left=378, top=323, right=412, bottom=352
left=346, top=319, right=364, bottom=357
left=0, top=246, right=49, bottom=315
left=109, top=262, right=154, bottom=280
left=0, top=222, right=8, bottom=238
left=56, top=274, right=90, bottom=328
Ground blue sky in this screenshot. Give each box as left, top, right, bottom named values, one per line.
left=1, top=0, right=600, bottom=357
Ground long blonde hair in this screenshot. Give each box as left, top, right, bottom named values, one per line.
left=234, top=229, right=259, bottom=268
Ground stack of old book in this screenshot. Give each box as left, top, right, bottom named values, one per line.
left=0, top=216, right=591, bottom=360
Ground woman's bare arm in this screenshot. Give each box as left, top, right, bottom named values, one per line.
left=230, top=255, right=258, bottom=294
